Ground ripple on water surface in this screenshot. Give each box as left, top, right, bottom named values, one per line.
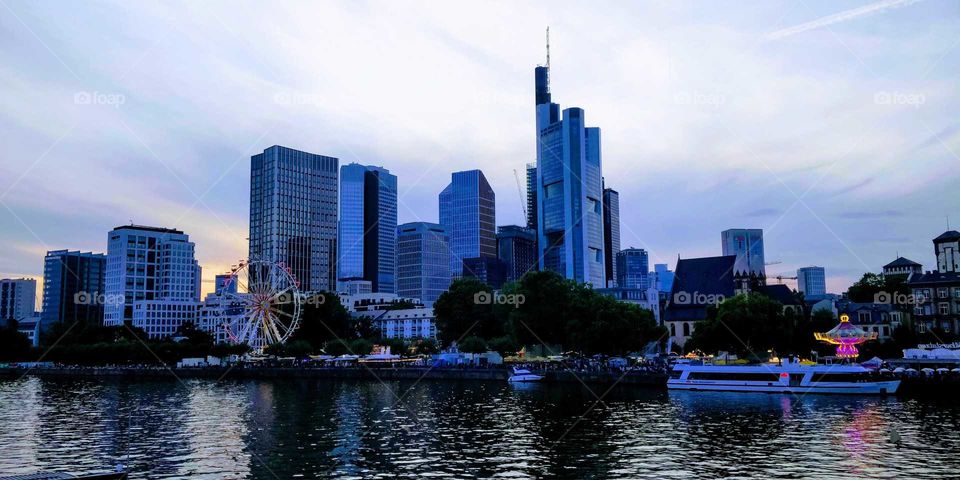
left=1, top=377, right=959, bottom=479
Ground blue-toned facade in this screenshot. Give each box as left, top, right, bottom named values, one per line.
left=526, top=163, right=538, bottom=231
left=338, top=163, right=397, bottom=293
left=616, top=248, right=649, bottom=290
left=462, top=256, right=508, bottom=290
left=396, top=222, right=452, bottom=305
left=41, top=250, right=106, bottom=326
left=249, top=145, right=339, bottom=292
left=497, top=225, right=538, bottom=283
left=438, top=170, right=496, bottom=277
left=797, top=266, right=826, bottom=297
left=535, top=63, right=605, bottom=286
left=654, top=264, right=675, bottom=294
left=721, top=228, right=766, bottom=278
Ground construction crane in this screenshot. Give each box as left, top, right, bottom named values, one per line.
left=773, top=274, right=798, bottom=285
left=513, top=169, right=528, bottom=221
left=765, top=261, right=782, bottom=266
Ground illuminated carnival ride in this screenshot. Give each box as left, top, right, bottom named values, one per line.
left=814, top=313, right=878, bottom=359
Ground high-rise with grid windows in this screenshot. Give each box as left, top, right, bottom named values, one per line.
left=249, top=145, right=339, bottom=292
left=104, top=225, right=201, bottom=338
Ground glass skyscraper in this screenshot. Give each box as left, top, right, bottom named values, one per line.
left=438, top=170, right=496, bottom=277
left=654, top=263, right=675, bottom=294
left=534, top=63, right=605, bottom=286
left=338, top=163, right=397, bottom=293
left=602, top=186, right=620, bottom=287
left=41, top=250, right=106, bottom=326
left=797, top=266, right=826, bottom=297
left=526, top=163, right=537, bottom=231
left=721, top=228, right=766, bottom=278
left=497, top=225, right=537, bottom=283
left=616, top=248, right=649, bottom=290
left=249, top=145, right=339, bottom=292
left=396, top=222, right=451, bottom=305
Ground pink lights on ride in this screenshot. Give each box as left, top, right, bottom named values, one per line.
left=814, top=314, right=879, bottom=359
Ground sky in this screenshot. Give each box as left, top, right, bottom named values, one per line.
left=1, top=0, right=958, bottom=303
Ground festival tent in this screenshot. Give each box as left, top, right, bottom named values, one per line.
left=860, top=357, right=883, bottom=368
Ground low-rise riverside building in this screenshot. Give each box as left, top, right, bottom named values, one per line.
left=594, top=286, right=661, bottom=324
left=908, top=230, right=960, bottom=334
left=836, top=300, right=902, bottom=341
left=340, top=292, right=436, bottom=340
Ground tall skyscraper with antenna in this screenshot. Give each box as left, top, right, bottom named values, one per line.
left=533, top=28, right=606, bottom=286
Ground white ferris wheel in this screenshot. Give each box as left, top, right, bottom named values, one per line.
left=217, top=258, right=302, bottom=351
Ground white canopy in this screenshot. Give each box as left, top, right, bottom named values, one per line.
left=861, top=356, right=883, bottom=367
left=930, top=348, right=960, bottom=359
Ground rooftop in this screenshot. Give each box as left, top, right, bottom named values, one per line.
left=884, top=257, right=922, bottom=268
left=908, top=271, right=960, bottom=285
left=112, top=225, right=184, bottom=235
left=934, top=230, right=960, bottom=242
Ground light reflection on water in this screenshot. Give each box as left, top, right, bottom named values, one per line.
left=1, top=376, right=959, bottom=479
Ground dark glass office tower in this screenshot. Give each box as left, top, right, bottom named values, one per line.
left=616, top=248, right=649, bottom=290
left=338, top=163, right=397, bottom=293
left=41, top=250, right=107, bottom=326
left=397, top=222, right=451, bottom=304
left=249, top=146, right=339, bottom=292
left=497, top=225, right=537, bottom=283
left=602, top=186, right=620, bottom=287
left=438, top=170, right=496, bottom=277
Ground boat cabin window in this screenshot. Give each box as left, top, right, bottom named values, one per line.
left=811, top=373, right=868, bottom=383
left=687, top=372, right=780, bottom=382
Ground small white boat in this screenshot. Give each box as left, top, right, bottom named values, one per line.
left=668, top=360, right=899, bottom=395
left=508, top=367, right=544, bottom=382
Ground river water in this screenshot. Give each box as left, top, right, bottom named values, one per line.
left=1, top=376, right=958, bottom=479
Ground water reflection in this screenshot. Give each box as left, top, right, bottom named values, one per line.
left=1, top=377, right=960, bottom=479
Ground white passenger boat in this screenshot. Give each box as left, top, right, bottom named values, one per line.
left=508, top=367, right=544, bottom=382
left=668, top=361, right=899, bottom=395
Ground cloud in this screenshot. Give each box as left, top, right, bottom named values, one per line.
left=0, top=0, right=957, bottom=298
left=765, top=0, right=924, bottom=41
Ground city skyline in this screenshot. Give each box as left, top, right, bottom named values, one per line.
left=2, top=1, right=959, bottom=299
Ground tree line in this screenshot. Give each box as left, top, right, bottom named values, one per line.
left=433, top=271, right=667, bottom=356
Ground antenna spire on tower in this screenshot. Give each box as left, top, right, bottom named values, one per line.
left=546, top=26, right=550, bottom=69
